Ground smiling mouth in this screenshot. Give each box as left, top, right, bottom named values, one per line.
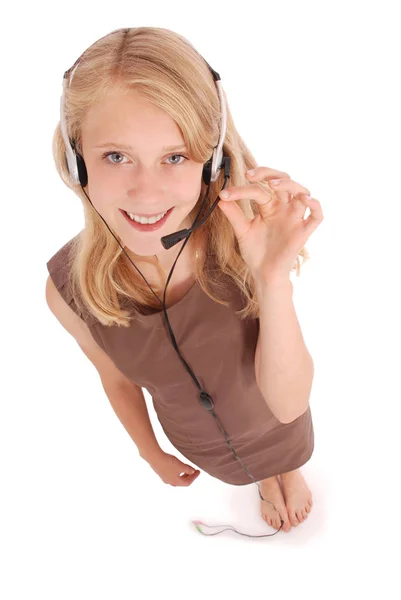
left=120, top=206, right=175, bottom=230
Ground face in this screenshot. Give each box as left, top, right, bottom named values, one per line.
left=80, top=88, right=204, bottom=262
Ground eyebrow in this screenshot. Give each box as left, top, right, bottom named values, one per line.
left=93, top=142, right=188, bottom=152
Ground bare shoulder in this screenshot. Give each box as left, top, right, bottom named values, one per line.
left=45, top=274, right=140, bottom=390
left=45, top=274, right=91, bottom=345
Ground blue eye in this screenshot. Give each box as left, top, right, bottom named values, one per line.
left=166, top=154, right=187, bottom=165
left=102, top=152, right=128, bottom=164
left=101, top=152, right=188, bottom=166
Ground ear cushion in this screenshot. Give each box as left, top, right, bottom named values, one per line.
left=202, top=159, right=212, bottom=185
left=76, top=153, right=88, bottom=187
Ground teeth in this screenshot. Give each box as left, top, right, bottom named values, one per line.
left=126, top=210, right=168, bottom=224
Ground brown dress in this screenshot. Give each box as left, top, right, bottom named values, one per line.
left=46, top=235, right=314, bottom=485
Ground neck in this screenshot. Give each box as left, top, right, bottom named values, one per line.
left=125, top=235, right=201, bottom=276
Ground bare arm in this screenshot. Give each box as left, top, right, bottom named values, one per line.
left=254, top=279, right=314, bottom=424
left=102, top=380, right=164, bottom=464
left=45, top=274, right=164, bottom=464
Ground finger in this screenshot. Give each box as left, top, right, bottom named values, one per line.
left=246, top=167, right=290, bottom=180
left=220, top=179, right=309, bottom=206
left=268, top=178, right=311, bottom=197
left=189, top=472, right=201, bottom=484
left=218, top=197, right=252, bottom=240
left=219, top=182, right=274, bottom=207
left=246, top=167, right=296, bottom=206
left=301, top=197, right=324, bottom=233
left=180, top=468, right=200, bottom=479
left=180, top=471, right=200, bottom=486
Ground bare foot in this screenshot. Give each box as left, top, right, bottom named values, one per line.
left=278, top=468, right=313, bottom=527
left=259, top=475, right=292, bottom=532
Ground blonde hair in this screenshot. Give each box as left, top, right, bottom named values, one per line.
left=52, top=26, right=309, bottom=327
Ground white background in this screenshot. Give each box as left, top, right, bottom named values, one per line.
left=1, top=0, right=400, bottom=598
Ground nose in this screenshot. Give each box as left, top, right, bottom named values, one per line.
left=130, top=164, right=159, bottom=187
left=127, top=166, right=165, bottom=202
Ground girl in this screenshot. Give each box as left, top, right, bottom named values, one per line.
left=46, top=26, right=323, bottom=536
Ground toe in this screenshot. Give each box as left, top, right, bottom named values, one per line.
left=282, top=520, right=291, bottom=532
left=289, top=511, right=299, bottom=527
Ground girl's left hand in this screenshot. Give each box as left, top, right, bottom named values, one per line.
left=217, top=166, right=324, bottom=286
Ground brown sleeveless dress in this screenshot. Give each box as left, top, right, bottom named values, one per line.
left=46, top=235, right=314, bottom=485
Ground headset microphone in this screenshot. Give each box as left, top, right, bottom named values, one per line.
left=160, top=156, right=231, bottom=249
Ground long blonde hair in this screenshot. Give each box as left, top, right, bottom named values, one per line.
left=52, top=26, right=309, bottom=327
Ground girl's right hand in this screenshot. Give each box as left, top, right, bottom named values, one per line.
left=149, top=452, right=201, bottom=486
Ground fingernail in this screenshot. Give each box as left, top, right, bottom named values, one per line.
left=247, top=169, right=255, bottom=176
left=270, top=179, right=281, bottom=185
left=220, top=190, right=230, bottom=199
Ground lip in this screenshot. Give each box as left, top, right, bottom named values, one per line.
left=120, top=207, right=174, bottom=232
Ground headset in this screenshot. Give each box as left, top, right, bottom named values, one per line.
left=60, top=30, right=284, bottom=537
